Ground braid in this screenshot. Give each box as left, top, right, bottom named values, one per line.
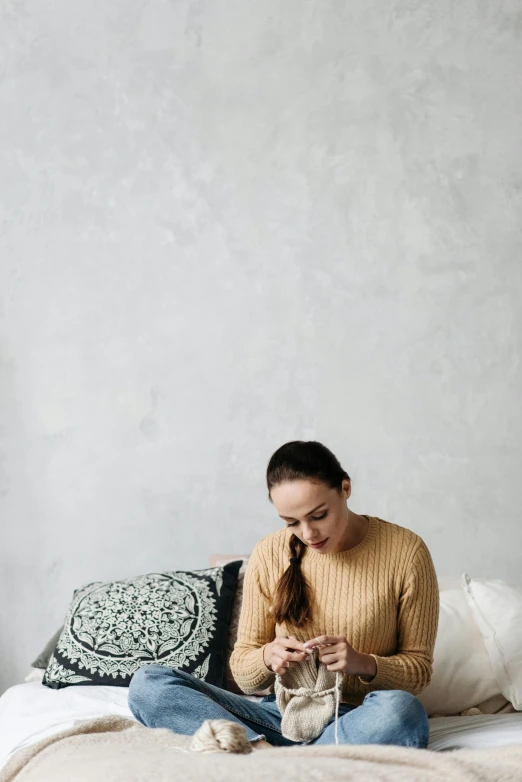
left=272, top=534, right=312, bottom=627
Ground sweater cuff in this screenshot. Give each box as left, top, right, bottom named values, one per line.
left=236, top=645, right=276, bottom=694
left=357, top=653, right=397, bottom=689
left=258, top=644, right=275, bottom=676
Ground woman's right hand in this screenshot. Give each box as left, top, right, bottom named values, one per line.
left=263, top=636, right=310, bottom=674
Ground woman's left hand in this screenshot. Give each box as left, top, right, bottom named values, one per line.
left=303, top=635, right=360, bottom=674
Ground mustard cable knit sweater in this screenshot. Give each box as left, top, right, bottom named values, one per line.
left=229, top=515, right=440, bottom=707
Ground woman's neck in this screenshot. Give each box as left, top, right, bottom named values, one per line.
left=335, top=512, right=369, bottom=553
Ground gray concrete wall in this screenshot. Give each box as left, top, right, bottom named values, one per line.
left=1, top=1, right=521, bottom=694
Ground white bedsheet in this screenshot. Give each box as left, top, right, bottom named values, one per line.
left=0, top=682, right=136, bottom=769
left=0, top=683, right=521, bottom=769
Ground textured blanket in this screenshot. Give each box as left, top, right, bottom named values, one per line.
left=1, top=715, right=522, bottom=782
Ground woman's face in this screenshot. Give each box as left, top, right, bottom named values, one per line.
left=270, top=478, right=352, bottom=554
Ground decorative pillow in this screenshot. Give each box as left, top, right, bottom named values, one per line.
left=209, top=554, right=251, bottom=694
left=462, top=573, right=522, bottom=710
left=416, top=575, right=502, bottom=716
left=42, top=561, right=242, bottom=690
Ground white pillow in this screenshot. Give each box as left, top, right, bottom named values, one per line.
left=24, top=668, right=44, bottom=683
left=416, top=575, right=501, bottom=716
left=462, top=573, right=522, bottom=710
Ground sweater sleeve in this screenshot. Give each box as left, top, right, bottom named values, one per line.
left=358, top=538, right=439, bottom=695
left=228, top=542, right=277, bottom=693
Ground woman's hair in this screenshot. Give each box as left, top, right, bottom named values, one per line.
left=266, top=440, right=351, bottom=627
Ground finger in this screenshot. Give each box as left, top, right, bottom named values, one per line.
left=303, top=636, right=340, bottom=648
left=303, top=636, right=320, bottom=646
left=303, top=638, right=325, bottom=649
left=272, top=657, right=297, bottom=673
left=280, top=650, right=309, bottom=663
left=317, top=643, right=342, bottom=657
left=285, top=637, right=309, bottom=652
left=325, top=662, right=344, bottom=672
left=276, top=637, right=308, bottom=653
left=318, top=651, right=340, bottom=665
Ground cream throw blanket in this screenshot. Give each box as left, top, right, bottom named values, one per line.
left=2, top=715, right=522, bottom=782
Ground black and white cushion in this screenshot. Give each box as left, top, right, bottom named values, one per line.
left=42, top=561, right=242, bottom=690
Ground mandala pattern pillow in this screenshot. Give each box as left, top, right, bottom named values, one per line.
left=42, top=561, right=242, bottom=690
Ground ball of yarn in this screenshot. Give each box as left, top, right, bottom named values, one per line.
left=189, top=719, right=253, bottom=754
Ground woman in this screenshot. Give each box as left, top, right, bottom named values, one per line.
left=129, top=440, right=439, bottom=750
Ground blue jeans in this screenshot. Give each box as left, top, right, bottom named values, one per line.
left=128, top=664, right=430, bottom=749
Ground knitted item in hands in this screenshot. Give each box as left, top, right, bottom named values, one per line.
left=274, top=647, right=344, bottom=743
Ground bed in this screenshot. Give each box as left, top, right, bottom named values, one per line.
left=1, top=567, right=521, bottom=780
left=1, top=680, right=521, bottom=773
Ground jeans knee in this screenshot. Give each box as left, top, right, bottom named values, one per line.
left=364, top=690, right=429, bottom=745
left=128, top=664, right=177, bottom=714
left=365, top=689, right=421, bottom=711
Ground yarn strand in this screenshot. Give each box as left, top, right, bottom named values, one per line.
left=334, top=671, right=341, bottom=745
